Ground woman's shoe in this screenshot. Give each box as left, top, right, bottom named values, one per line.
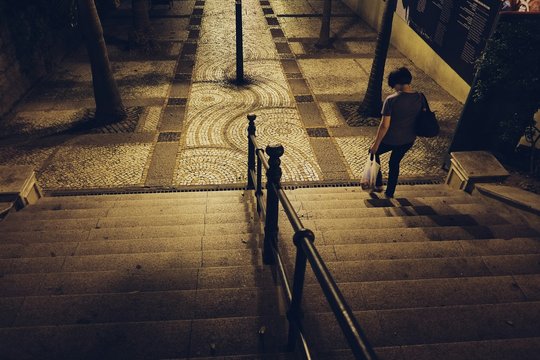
left=384, top=191, right=394, bottom=198
left=372, top=186, right=384, bottom=193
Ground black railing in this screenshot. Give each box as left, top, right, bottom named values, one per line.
left=246, top=114, right=378, bottom=360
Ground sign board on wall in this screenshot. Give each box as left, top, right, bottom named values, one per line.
left=396, top=0, right=502, bottom=84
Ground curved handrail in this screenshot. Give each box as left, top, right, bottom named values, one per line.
left=246, top=114, right=378, bottom=360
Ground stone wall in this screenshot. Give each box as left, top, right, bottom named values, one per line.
left=342, top=0, right=471, bottom=103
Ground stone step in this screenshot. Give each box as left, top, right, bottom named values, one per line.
left=1, top=212, right=262, bottom=231
left=0, top=316, right=288, bottom=359
left=41, top=190, right=245, bottom=203
left=312, top=213, right=510, bottom=231
left=302, top=275, right=532, bottom=313
left=0, top=214, right=508, bottom=239
left=323, top=337, right=540, bottom=360
left=0, top=221, right=265, bottom=243
left=0, top=265, right=277, bottom=298
left=328, top=238, right=540, bottom=261
left=7, top=287, right=283, bottom=328
left=26, top=192, right=475, bottom=213
left=303, top=254, right=540, bottom=284
left=291, top=189, right=461, bottom=201
left=298, top=195, right=480, bottom=210
left=301, top=203, right=498, bottom=220
left=303, top=302, right=540, bottom=350
left=288, top=184, right=449, bottom=195
left=319, top=224, right=540, bottom=245
left=0, top=248, right=267, bottom=275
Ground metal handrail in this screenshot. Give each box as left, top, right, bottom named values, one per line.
left=246, top=114, right=378, bottom=360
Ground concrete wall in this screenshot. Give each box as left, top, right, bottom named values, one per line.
left=343, top=0, right=471, bottom=103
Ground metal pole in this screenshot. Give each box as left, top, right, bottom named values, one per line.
left=263, top=144, right=284, bottom=264
left=287, top=229, right=315, bottom=350
left=247, top=114, right=256, bottom=189
left=235, top=0, right=244, bottom=83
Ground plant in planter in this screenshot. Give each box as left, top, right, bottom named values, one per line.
left=472, top=14, right=540, bottom=167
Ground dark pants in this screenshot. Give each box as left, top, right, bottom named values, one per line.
left=375, top=142, right=414, bottom=197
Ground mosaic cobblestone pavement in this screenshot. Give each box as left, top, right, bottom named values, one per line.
left=0, top=0, right=463, bottom=189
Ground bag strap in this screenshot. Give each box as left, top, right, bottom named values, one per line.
left=419, top=92, right=431, bottom=112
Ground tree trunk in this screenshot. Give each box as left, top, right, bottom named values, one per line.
left=316, top=0, right=332, bottom=48
left=77, top=0, right=126, bottom=122
left=358, top=0, right=397, bottom=118
left=130, top=0, right=157, bottom=51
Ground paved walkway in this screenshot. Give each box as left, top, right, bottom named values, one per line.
left=0, top=0, right=462, bottom=190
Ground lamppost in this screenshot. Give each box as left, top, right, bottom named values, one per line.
left=235, top=0, right=244, bottom=83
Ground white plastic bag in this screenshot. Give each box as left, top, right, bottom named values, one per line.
left=360, top=154, right=380, bottom=191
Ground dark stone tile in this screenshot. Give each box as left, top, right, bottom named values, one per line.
left=285, top=72, right=303, bottom=79
left=158, top=132, right=181, bottom=143
left=306, top=127, right=330, bottom=138
left=176, top=60, right=195, bottom=73
left=266, top=17, right=279, bottom=26
left=189, top=17, right=202, bottom=26
left=188, top=29, right=200, bottom=39
left=167, top=97, right=187, bottom=106
left=192, top=8, right=203, bottom=16
left=270, top=29, right=285, bottom=38
left=275, top=42, right=291, bottom=54
left=294, top=95, right=314, bottom=103
left=263, top=8, right=274, bottom=15
left=181, top=43, right=198, bottom=57
left=174, top=73, right=192, bottom=82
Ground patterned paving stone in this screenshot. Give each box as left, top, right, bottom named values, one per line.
left=0, top=0, right=464, bottom=189
left=0, top=146, right=56, bottom=172
left=298, top=58, right=368, bottom=100
left=335, top=136, right=450, bottom=180
left=0, top=110, right=82, bottom=138
left=175, top=148, right=247, bottom=185
left=319, top=102, right=344, bottom=127
left=40, top=144, right=152, bottom=189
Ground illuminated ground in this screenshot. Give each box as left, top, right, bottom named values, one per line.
left=0, top=0, right=462, bottom=190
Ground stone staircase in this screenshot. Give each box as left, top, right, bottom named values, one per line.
left=0, top=184, right=539, bottom=359
left=282, top=184, right=540, bottom=359
left=0, top=190, right=291, bottom=359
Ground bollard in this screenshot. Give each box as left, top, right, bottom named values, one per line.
left=235, top=0, right=244, bottom=83
left=263, top=144, right=284, bottom=264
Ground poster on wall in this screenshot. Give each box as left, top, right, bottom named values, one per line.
left=395, top=0, right=503, bottom=84
left=500, top=0, right=540, bottom=11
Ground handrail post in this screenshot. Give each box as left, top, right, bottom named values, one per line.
left=247, top=114, right=256, bottom=190
left=287, top=229, right=315, bottom=351
left=263, top=144, right=284, bottom=265
left=256, top=153, right=263, bottom=213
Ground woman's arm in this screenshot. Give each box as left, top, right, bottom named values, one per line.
left=370, top=115, right=391, bottom=154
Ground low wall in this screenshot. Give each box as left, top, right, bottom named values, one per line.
left=343, top=0, right=471, bottom=103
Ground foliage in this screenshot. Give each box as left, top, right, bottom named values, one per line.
left=472, top=15, right=540, bottom=151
